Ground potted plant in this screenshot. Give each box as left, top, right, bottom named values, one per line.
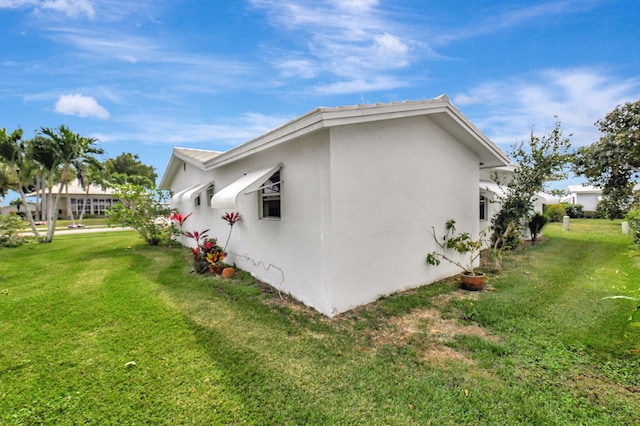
left=426, top=219, right=487, bottom=290
left=205, top=244, right=226, bottom=274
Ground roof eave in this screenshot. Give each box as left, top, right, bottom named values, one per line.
left=203, top=98, right=510, bottom=170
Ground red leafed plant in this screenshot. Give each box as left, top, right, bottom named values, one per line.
left=168, top=211, right=192, bottom=239
left=183, top=229, right=209, bottom=245
left=221, top=212, right=241, bottom=250
left=221, top=211, right=241, bottom=227
left=169, top=211, right=192, bottom=227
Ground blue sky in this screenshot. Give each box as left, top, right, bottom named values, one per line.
left=1, top=0, right=639, bottom=203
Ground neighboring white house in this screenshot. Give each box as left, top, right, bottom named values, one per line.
left=25, top=179, right=117, bottom=220
left=160, top=95, right=511, bottom=317
left=566, top=185, right=602, bottom=211
left=479, top=165, right=560, bottom=235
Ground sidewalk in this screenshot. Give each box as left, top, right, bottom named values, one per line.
left=25, top=226, right=133, bottom=236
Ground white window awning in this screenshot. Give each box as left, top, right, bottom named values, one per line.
left=181, top=181, right=214, bottom=202
left=480, top=181, right=505, bottom=198
left=211, top=165, right=280, bottom=209
left=170, top=185, right=196, bottom=205
left=170, top=181, right=214, bottom=205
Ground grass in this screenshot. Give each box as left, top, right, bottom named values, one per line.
left=1, top=220, right=639, bottom=424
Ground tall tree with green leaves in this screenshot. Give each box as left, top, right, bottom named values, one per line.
left=573, top=100, right=640, bottom=219
left=104, top=152, right=157, bottom=188
left=492, top=119, right=572, bottom=248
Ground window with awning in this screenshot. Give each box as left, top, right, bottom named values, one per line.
left=210, top=165, right=281, bottom=210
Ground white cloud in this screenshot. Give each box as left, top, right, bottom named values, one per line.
left=453, top=68, right=640, bottom=148
left=434, top=0, right=600, bottom=46
left=250, top=0, right=414, bottom=90
left=276, top=59, right=316, bottom=79
left=103, top=112, right=291, bottom=146
left=371, top=33, right=409, bottom=68
left=41, top=0, right=94, bottom=17
left=313, top=75, right=408, bottom=95
left=54, top=94, right=110, bottom=119
left=0, top=0, right=94, bottom=17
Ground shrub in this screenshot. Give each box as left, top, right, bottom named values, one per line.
left=0, top=213, right=31, bottom=248
left=563, top=203, right=584, bottom=218
left=626, top=209, right=640, bottom=246
left=544, top=204, right=566, bottom=222
left=528, top=213, right=548, bottom=242
left=106, top=184, right=172, bottom=245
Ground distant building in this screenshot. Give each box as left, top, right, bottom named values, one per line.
left=566, top=185, right=602, bottom=211
left=26, top=180, right=117, bottom=220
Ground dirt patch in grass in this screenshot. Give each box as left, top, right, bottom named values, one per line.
left=388, top=292, right=499, bottom=365
left=259, top=277, right=498, bottom=365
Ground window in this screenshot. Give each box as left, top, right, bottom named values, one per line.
left=194, top=195, right=201, bottom=207
left=259, top=171, right=281, bottom=219
left=206, top=185, right=215, bottom=207
left=479, top=195, right=487, bottom=221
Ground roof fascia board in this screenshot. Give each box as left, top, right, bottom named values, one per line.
left=203, top=108, right=326, bottom=170
left=204, top=101, right=454, bottom=170
left=203, top=98, right=510, bottom=170
left=436, top=105, right=511, bottom=166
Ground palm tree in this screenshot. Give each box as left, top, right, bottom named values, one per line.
left=35, top=126, right=104, bottom=242
left=0, top=128, right=42, bottom=240
left=75, top=158, right=105, bottom=224
left=0, top=162, right=17, bottom=198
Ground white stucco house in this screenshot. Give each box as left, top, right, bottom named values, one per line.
left=566, top=185, right=602, bottom=211
left=160, top=95, right=511, bottom=316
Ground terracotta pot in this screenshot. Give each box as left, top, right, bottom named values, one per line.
left=208, top=264, right=223, bottom=274
left=460, top=272, right=485, bottom=291
left=221, top=267, right=235, bottom=278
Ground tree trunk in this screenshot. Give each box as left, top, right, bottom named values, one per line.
left=17, top=185, right=40, bottom=241
left=66, top=182, right=77, bottom=227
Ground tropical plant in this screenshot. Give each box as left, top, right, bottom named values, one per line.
left=169, top=211, right=192, bottom=240
left=106, top=184, right=172, bottom=245
left=32, top=126, right=104, bottom=242
left=426, top=219, right=487, bottom=276
left=563, top=203, right=584, bottom=218
left=528, top=212, right=548, bottom=243
left=221, top=211, right=241, bottom=250
left=0, top=213, right=31, bottom=248
left=0, top=128, right=41, bottom=240
left=491, top=119, right=572, bottom=248
left=184, top=231, right=225, bottom=273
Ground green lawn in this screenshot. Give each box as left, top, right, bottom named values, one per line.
left=1, top=220, right=639, bottom=424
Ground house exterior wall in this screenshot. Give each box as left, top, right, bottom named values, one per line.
left=480, top=189, right=500, bottom=235
left=217, top=131, right=332, bottom=312
left=571, top=192, right=600, bottom=211
left=327, top=115, right=481, bottom=315
left=171, top=164, right=213, bottom=198
left=172, top=131, right=334, bottom=314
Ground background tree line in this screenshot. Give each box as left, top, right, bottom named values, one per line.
left=0, top=125, right=157, bottom=243
left=488, top=98, right=640, bottom=250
